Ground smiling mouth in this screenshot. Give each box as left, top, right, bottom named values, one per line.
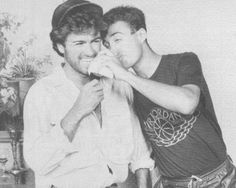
left=81, top=58, right=94, bottom=61
left=80, top=59, right=94, bottom=64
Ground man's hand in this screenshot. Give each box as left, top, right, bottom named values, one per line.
left=74, top=79, right=104, bottom=117
left=96, top=50, right=131, bottom=81
left=61, top=79, right=104, bottom=141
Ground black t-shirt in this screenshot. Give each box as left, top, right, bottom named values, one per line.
left=133, top=52, right=227, bottom=178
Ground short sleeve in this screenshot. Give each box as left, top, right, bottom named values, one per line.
left=177, top=52, right=203, bottom=87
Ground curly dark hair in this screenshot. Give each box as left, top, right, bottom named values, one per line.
left=102, top=6, right=146, bottom=38
left=50, top=7, right=105, bottom=57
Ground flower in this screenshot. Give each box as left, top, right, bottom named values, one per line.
left=1, top=87, right=17, bottom=105
left=0, top=88, right=8, bottom=97
left=0, top=78, right=19, bottom=116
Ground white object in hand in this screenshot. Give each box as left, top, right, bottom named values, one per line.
left=88, top=55, right=114, bottom=79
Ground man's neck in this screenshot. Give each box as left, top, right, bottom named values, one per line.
left=63, top=63, right=90, bottom=89
left=133, top=43, right=162, bottom=78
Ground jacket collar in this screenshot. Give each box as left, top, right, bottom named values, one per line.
left=50, top=63, right=77, bottom=88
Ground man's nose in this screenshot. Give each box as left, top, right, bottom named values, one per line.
left=109, top=44, right=118, bottom=56
left=84, top=44, right=96, bottom=57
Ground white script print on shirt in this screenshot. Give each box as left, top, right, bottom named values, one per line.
left=143, top=107, right=200, bottom=147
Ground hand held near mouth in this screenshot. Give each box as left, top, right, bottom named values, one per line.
left=88, top=50, right=114, bottom=79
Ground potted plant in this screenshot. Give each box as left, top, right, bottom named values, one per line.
left=0, top=12, right=34, bottom=109
left=0, top=34, right=43, bottom=109
left=0, top=12, right=52, bottom=115
left=8, top=46, right=40, bottom=107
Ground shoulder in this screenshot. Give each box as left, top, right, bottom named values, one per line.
left=25, top=74, right=57, bottom=102
left=180, top=52, right=199, bottom=61
left=179, top=52, right=202, bottom=67
left=161, top=52, right=202, bottom=78
left=30, top=75, right=53, bottom=92
left=165, top=52, right=198, bottom=62
left=166, top=52, right=201, bottom=68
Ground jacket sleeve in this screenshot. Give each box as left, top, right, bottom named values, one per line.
left=23, top=84, right=79, bottom=176
left=129, top=104, right=155, bottom=173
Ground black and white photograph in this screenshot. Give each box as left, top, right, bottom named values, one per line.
left=0, top=0, right=236, bottom=187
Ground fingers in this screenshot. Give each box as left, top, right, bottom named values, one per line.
left=89, top=79, right=100, bottom=86
left=95, top=86, right=103, bottom=96
left=96, top=52, right=119, bottom=65
left=97, top=49, right=114, bottom=57
left=97, top=92, right=104, bottom=101
left=88, top=80, right=103, bottom=91
left=85, top=80, right=104, bottom=103
left=93, top=88, right=104, bottom=106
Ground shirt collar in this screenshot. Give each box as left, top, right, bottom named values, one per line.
left=50, top=63, right=78, bottom=90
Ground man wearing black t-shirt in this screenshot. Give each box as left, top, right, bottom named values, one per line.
left=101, top=6, right=236, bottom=188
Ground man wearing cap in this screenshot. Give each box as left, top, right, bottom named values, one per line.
left=23, top=1, right=154, bottom=188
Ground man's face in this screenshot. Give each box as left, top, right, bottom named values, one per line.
left=62, top=29, right=102, bottom=75
left=104, top=21, right=143, bottom=69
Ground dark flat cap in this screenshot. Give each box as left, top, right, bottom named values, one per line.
left=52, top=0, right=103, bottom=29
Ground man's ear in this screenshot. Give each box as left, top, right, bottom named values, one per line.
left=57, top=44, right=65, bottom=55
left=136, top=28, right=147, bottom=43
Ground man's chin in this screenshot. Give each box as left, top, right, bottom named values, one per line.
left=121, top=61, right=131, bottom=69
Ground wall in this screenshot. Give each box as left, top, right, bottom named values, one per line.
left=1, top=0, right=236, bottom=164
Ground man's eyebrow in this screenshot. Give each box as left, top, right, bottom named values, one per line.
left=110, top=32, right=123, bottom=37
left=71, top=36, right=101, bottom=43
left=72, top=40, right=86, bottom=43
left=92, top=36, right=102, bottom=41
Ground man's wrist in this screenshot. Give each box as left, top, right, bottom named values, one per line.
left=123, top=71, right=136, bottom=85
left=135, top=168, right=152, bottom=188
left=60, top=107, right=85, bottom=141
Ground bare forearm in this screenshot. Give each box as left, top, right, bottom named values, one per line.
left=124, top=72, right=200, bottom=114
left=135, top=168, right=152, bottom=188
left=60, top=104, right=86, bottom=142
left=61, top=80, right=104, bottom=142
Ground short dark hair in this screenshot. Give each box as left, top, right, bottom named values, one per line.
left=50, top=5, right=105, bottom=57
left=103, top=6, right=146, bottom=35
